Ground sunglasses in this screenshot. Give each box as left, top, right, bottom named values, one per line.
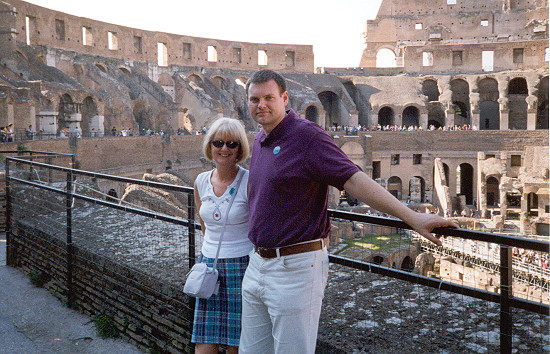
left=211, top=140, right=240, bottom=149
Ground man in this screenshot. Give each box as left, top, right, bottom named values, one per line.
left=241, top=69, right=457, bottom=353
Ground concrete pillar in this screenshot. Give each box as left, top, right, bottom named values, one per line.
left=371, top=111, right=379, bottom=127
left=445, top=109, right=455, bottom=128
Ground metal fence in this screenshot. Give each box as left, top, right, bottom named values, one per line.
left=4, top=153, right=549, bottom=353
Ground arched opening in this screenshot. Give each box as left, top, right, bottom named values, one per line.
left=527, top=192, right=538, bottom=216
left=388, top=176, right=402, bottom=200
left=81, top=96, right=98, bottom=137
left=376, top=48, right=397, bottom=68
left=422, top=79, right=440, bottom=101
left=536, top=76, right=549, bottom=129
left=478, top=78, right=500, bottom=130
left=318, top=91, right=340, bottom=129
left=486, top=176, right=499, bottom=207
left=442, top=163, right=450, bottom=187
left=133, top=100, right=153, bottom=133
left=372, top=256, right=384, bottom=265
left=305, top=105, right=319, bottom=123
left=427, top=103, right=445, bottom=128
left=401, top=256, right=415, bottom=272
left=451, top=79, right=471, bottom=126
left=507, top=77, right=528, bottom=130
left=95, top=63, right=107, bottom=73
left=409, top=176, right=426, bottom=203
left=479, top=101, right=500, bottom=130
left=456, top=163, right=474, bottom=205
left=378, top=106, right=394, bottom=126
left=107, top=189, right=118, bottom=203
left=188, top=74, right=203, bottom=85
left=211, top=76, right=226, bottom=90
left=402, top=106, right=419, bottom=127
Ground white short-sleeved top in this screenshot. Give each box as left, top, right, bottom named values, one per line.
left=196, top=166, right=252, bottom=258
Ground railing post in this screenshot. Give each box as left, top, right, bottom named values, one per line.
left=499, top=245, right=513, bottom=353
left=5, top=159, right=12, bottom=266
left=188, top=192, right=196, bottom=269
left=66, top=168, right=75, bottom=308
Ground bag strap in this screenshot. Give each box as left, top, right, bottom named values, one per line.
left=211, top=168, right=244, bottom=270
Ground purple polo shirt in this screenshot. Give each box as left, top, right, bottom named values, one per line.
left=248, top=109, right=360, bottom=248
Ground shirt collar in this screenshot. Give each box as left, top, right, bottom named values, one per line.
left=258, top=109, right=297, bottom=145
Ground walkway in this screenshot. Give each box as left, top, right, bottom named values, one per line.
left=0, top=233, right=142, bottom=353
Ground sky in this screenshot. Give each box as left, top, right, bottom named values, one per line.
left=23, top=0, right=383, bottom=68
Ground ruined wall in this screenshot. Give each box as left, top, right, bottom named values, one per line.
left=360, top=0, right=548, bottom=72
left=7, top=0, right=313, bottom=73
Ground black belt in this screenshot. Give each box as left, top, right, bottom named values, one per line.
left=254, top=239, right=327, bottom=259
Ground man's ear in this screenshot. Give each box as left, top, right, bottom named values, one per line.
left=283, top=91, right=289, bottom=106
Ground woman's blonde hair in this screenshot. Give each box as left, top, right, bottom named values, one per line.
left=203, top=117, right=250, bottom=163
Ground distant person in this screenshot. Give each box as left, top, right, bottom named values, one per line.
left=240, top=69, right=458, bottom=353
left=6, top=123, right=14, bottom=142
left=191, top=117, right=252, bottom=354
left=25, top=125, right=34, bottom=140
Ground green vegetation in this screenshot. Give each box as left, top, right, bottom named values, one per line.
left=93, top=311, right=119, bottom=338
left=340, top=233, right=406, bottom=253
left=27, top=269, right=48, bottom=287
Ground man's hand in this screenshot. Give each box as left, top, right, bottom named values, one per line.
left=406, top=213, right=459, bottom=246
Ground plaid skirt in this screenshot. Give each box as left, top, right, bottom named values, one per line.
left=191, top=254, right=249, bottom=346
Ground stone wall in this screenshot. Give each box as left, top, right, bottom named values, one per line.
left=8, top=222, right=194, bottom=353
left=5, top=0, right=314, bottom=73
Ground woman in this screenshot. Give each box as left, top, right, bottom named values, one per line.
left=191, top=117, right=252, bottom=354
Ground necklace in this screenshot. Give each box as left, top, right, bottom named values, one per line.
left=210, top=169, right=239, bottom=221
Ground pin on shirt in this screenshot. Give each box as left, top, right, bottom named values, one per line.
left=273, top=146, right=281, bottom=155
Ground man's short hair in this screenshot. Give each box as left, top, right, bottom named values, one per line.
left=246, top=69, right=286, bottom=95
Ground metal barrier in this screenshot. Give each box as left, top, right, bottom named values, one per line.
left=4, top=155, right=549, bottom=353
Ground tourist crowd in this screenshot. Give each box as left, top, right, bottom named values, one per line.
left=513, top=248, right=550, bottom=269
left=326, top=124, right=478, bottom=135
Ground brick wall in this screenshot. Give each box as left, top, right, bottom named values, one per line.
left=8, top=223, right=194, bottom=353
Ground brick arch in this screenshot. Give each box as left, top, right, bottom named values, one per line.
left=340, top=141, right=365, bottom=168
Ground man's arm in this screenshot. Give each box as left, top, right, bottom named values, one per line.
left=343, top=171, right=458, bottom=246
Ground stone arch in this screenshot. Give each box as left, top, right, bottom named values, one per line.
left=409, top=176, right=426, bottom=203
left=478, top=77, right=499, bottom=102
left=305, top=104, right=319, bottom=123
left=133, top=100, right=153, bottom=132
left=507, top=77, right=528, bottom=130
left=158, top=72, right=175, bottom=86
left=188, top=73, right=204, bottom=85
left=107, top=189, right=118, bottom=202
left=401, top=256, right=415, bottom=271
left=427, top=103, right=445, bottom=128
left=376, top=48, right=397, bottom=68
left=235, top=76, right=248, bottom=89
left=340, top=141, right=365, bottom=167
left=81, top=96, right=98, bottom=136
left=486, top=176, right=500, bottom=207
left=457, top=163, right=474, bottom=205
left=378, top=106, right=394, bottom=126
left=210, top=75, right=226, bottom=90
left=388, top=176, right=402, bottom=200
left=402, top=105, right=420, bottom=127
left=119, top=67, right=131, bottom=76
left=371, top=255, right=385, bottom=265
left=95, top=63, right=107, bottom=73
left=422, top=79, right=440, bottom=102
left=479, top=101, right=500, bottom=130
left=318, top=90, right=341, bottom=128
left=451, top=78, right=471, bottom=125
left=536, top=76, right=548, bottom=129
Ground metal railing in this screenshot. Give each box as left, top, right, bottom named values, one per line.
left=4, top=155, right=549, bottom=353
